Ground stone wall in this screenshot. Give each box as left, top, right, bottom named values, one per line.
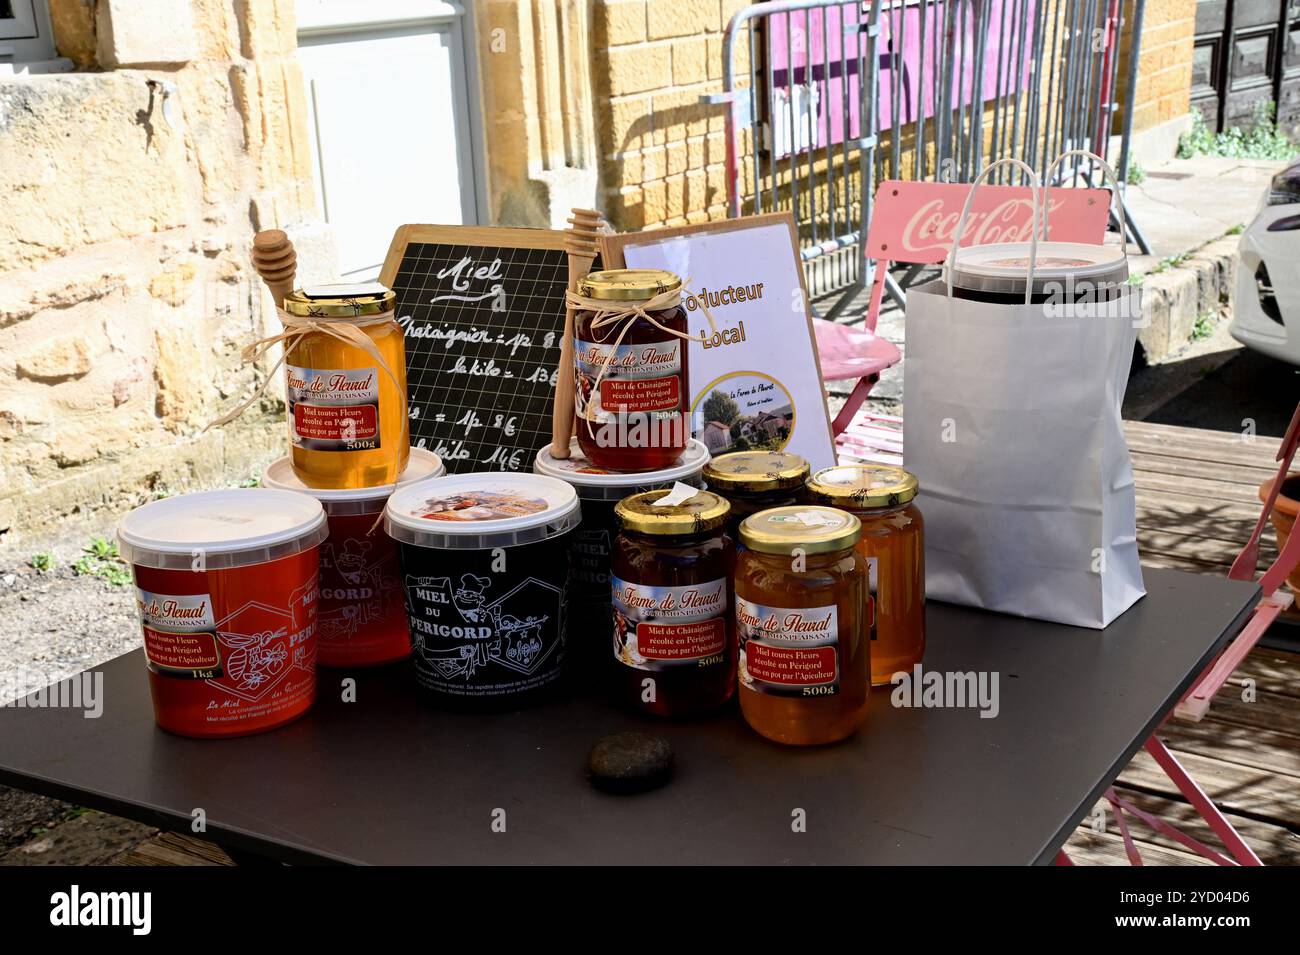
left=1118, top=0, right=1196, bottom=135
left=590, top=0, right=743, bottom=231
left=0, top=0, right=320, bottom=546
left=473, top=0, right=600, bottom=229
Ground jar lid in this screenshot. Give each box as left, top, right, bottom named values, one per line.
left=385, top=473, right=580, bottom=550
left=806, top=464, right=918, bottom=508
left=262, top=448, right=446, bottom=513
left=118, top=488, right=328, bottom=571
left=533, top=438, right=709, bottom=501
left=947, top=241, right=1128, bottom=297
left=703, top=451, right=810, bottom=493
left=578, top=268, right=682, bottom=301
left=739, top=506, right=861, bottom=555
left=615, top=488, right=730, bottom=536
left=283, top=281, right=396, bottom=317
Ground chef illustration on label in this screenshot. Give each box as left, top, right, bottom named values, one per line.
left=407, top=571, right=561, bottom=684
left=318, top=538, right=397, bottom=643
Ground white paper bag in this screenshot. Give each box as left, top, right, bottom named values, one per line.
left=902, top=156, right=1145, bottom=628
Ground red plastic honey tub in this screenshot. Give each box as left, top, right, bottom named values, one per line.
left=117, top=488, right=327, bottom=738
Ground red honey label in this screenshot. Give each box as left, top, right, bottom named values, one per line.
left=600, top=375, right=681, bottom=414
left=286, top=364, right=382, bottom=451
left=737, top=597, right=840, bottom=697
left=143, top=627, right=222, bottom=676
left=611, top=576, right=728, bottom=671
left=574, top=339, right=683, bottom=421
left=207, top=586, right=318, bottom=702
left=137, top=590, right=222, bottom=678
left=637, top=617, right=726, bottom=660
left=293, top=403, right=379, bottom=443
left=745, top=643, right=837, bottom=685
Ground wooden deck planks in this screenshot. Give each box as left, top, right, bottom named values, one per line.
left=1065, top=420, right=1299, bottom=865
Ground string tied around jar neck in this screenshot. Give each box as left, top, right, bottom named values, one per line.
left=206, top=309, right=409, bottom=534
left=563, top=279, right=719, bottom=402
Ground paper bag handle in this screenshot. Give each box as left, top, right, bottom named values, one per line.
left=945, top=158, right=1043, bottom=305
left=1042, top=149, right=1130, bottom=257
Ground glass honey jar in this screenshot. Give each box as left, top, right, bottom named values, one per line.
left=282, top=284, right=409, bottom=490
left=610, top=488, right=736, bottom=718
left=735, top=506, right=869, bottom=745
left=574, top=269, right=690, bottom=472
left=703, top=451, right=810, bottom=537
left=806, top=465, right=924, bottom=685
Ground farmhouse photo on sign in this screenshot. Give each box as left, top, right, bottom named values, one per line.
left=0, top=0, right=1296, bottom=923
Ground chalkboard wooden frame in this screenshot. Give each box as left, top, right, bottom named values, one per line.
left=379, top=223, right=575, bottom=473
left=379, top=224, right=568, bottom=288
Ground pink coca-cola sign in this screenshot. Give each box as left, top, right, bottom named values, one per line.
left=868, top=181, right=1111, bottom=265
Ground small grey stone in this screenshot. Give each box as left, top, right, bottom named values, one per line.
left=587, top=732, right=673, bottom=794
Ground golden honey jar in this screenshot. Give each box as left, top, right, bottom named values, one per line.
left=281, top=284, right=409, bottom=490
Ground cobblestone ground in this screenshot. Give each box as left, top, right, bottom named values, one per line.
left=0, top=527, right=154, bottom=864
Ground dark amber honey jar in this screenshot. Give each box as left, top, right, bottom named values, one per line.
left=610, top=488, right=735, bottom=718
left=574, top=269, right=689, bottom=472
left=702, top=451, right=810, bottom=537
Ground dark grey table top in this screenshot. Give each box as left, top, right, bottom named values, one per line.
left=0, top=568, right=1258, bottom=865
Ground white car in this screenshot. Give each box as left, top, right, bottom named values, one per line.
left=1231, top=159, right=1300, bottom=364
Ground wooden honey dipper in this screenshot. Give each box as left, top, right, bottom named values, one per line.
left=550, top=208, right=605, bottom=458
left=251, top=229, right=298, bottom=311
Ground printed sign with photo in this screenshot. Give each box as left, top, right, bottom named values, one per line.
left=602, top=213, right=836, bottom=470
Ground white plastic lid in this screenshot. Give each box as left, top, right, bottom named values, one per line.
left=948, top=240, right=1128, bottom=296
left=261, top=447, right=446, bottom=514
left=118, top=488, right=328, bottom=571
left=385, top=472, right=581, bottom=550
left=533, top=438, right=710, bottom=501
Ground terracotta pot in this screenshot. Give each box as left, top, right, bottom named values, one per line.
left=1259, top=473, right=1300, bottom=593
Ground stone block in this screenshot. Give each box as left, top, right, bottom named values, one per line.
left=15, top=337, right=91, bottom=384
left=47, top=0, right=98, bottom=67
left=0, top=74, right=192, bottom=271
left=604, top=42, right=672, bottom=96
left=96, top=0, right=197, bottom=68
left=148, top=259, right=199, bottom=307
left=647, top=0, right=721, bottom=40
left=596, top=0, right=648, bottom=47
left=672, top=36, right=709, bottom=86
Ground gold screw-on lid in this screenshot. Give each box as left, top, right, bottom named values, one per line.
left=738, top=506, right=861, bottom=555
left=283, top=284, right=396, bottom=317
left=806, top=464, right=919, bottom=509
left=703, top=451, right=810, bottom=493
left=615, top=488, right=730, bottom=535
left=578, top=268, right=682, bottom=301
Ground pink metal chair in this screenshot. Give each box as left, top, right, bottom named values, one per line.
left=1057, top=401, right=1300, bottom=866
left=819, top=179, right=1110, bottom=465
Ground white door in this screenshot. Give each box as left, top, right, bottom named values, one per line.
left=297, top=0, right=483, bottom=280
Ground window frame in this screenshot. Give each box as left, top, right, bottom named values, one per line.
left=0, top=0, right=58, bottom=65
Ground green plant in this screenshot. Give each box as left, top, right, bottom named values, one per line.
left=1177, top=103, right=1298, bottom=161
left=1126, top=158, right=1146, bottom=186
left=29, top=552, right=54, bottom=573
left=1149, top=252, right=1190, bottom=275
left=72, top=538, right=130, bottom=586
left=100, top=564, right=133, bottom=587
left=1192, top=312, right=1217, bottom=341
left=87, top=537, right=117, bottom=560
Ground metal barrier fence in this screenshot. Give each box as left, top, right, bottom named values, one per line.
left=706, top=0, right=1149, bottom=302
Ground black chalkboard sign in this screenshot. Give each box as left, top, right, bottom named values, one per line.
left=380, top=225, right=594, bottom=473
